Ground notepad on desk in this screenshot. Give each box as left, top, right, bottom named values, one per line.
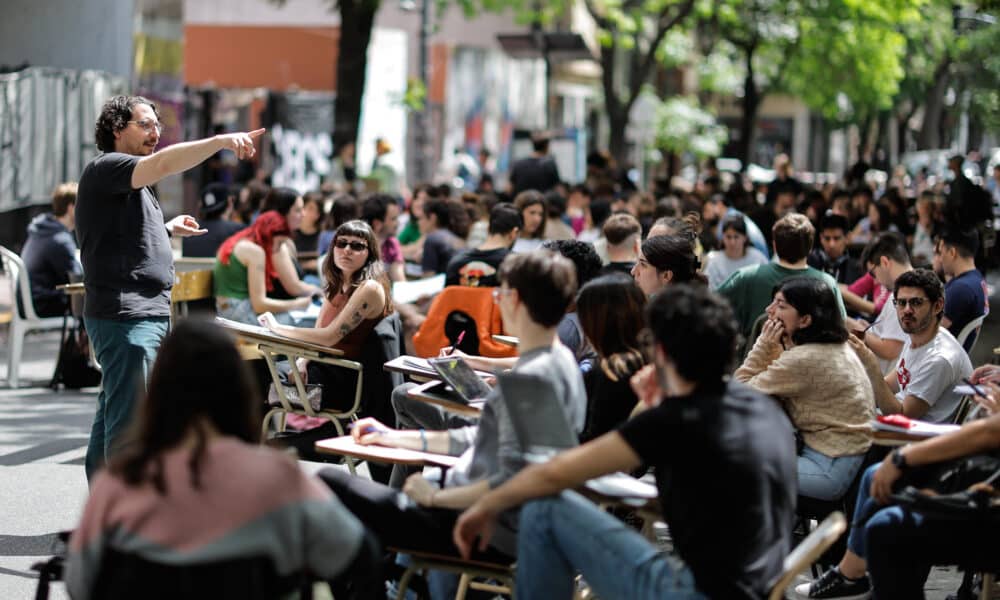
left=871, top=415, right=960, bottom=438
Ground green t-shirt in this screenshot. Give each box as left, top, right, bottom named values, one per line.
left=397, top=220, right=422, bottom=246
left=717, top=262, right=846, bottom=338
left=213, top=254, right=250, bottom=299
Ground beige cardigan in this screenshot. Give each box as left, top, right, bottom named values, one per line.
left=735, top=337, right=874, bottom=457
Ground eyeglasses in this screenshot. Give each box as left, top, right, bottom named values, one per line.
left=334, top=239, right=368, bottom=252
left=892, top=297, right=928, bottom=309
left=128, top=119, right=162, bottom=133
left=492, top=287, right=513, bottom=303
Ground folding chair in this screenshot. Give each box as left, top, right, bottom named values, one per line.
left=768, top=512, right=847, bottom=600
left=390, top=548, right=514, bottom=600
left=956, top=313, right=987, bottom=355
left=260, top=312, right=404, bottom=477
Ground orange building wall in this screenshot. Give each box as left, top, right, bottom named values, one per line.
left=185, top=25, right=340, bottom=91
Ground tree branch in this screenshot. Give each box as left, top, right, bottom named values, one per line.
left=625, top=0, right=696, bottom=112
left=582, top=0, right=611, bottom=29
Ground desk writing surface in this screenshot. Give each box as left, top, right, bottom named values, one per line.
left=56, top=283, right=85, bottom=296
left=384, top=355, right=493, bottom=380
left=408, top=380, right=484, bottom=417
left=315, top=435, right=461, bottom=467
left=215, top=317, right=343, bottom=356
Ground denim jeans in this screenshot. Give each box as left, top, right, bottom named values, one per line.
left=865, top=504, right=1000, bottom=599
left=798, top=445, right=866, bottom=501
left=516, top=491, right=706, bottom=600
left=84, top=317, right=168, bottom=480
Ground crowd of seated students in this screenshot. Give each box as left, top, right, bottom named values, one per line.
left=61, top=144, right=1000, bottom=600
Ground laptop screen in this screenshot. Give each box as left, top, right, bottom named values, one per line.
left=428, top=356, right=493, bottom=403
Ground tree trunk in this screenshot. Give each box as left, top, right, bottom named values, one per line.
left=333, top=0, right=379, bottom=152
left=737, top=48, right=760, bottom=170
left=917, top=59, right=951, bottom=150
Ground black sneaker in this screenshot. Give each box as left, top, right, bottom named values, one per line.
left=794, top=567, right=871, bottom=599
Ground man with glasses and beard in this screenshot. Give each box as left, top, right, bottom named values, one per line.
left=851, top=268, right=972, bottom=424
left=76, top=94, right=263, bottom=481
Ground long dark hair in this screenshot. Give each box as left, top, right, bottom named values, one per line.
left=108, top=320, right=261, bottom=494
left=577, top=273, right=647, bottom=381
left=259, top=187, right=300, bottom=216
left=322, top=220, right=393, bottom=312
left=775, top=277, right=848, bottom=345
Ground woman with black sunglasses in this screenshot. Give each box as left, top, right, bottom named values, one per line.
left=260, top=220, right=392, bottom=411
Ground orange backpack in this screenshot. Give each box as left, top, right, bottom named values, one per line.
left=412, top=286, right=518, bottom=358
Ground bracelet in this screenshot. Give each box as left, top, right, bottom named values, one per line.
left=419, top=428, right=427, bottom=452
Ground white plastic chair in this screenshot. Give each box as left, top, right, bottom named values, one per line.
left=1, top=246, right=71, bottom=387
left=956, top=313, right=987, bottom=355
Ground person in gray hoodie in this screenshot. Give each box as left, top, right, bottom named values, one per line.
left=20, top=182, right=83, bottom=317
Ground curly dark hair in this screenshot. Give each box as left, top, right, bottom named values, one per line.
left=646, top=283, right=738, bottom=386
left=95, top=95, right=159, bottom=152
left=543, top=239, right=603, bottom=289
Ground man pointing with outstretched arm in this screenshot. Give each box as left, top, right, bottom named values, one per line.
left=76, top=94, right=264, bottom=481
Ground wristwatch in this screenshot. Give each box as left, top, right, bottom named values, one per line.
left=890, top=448, right=909, bottom=470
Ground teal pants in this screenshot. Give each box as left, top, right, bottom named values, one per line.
left=84, top=317, right=168, bottom=481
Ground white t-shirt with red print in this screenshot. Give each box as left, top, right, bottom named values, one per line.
left=895, top=326, right=972, bottom=423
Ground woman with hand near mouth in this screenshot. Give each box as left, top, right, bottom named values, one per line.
left=735, top=276, right=874, bottom=502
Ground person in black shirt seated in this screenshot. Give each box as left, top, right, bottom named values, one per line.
left=181, top=183, right=245, bottom=258
left=807, top=213, right=861, bottom=285
left=577, top=273, right=646, bottom=442
left=20, top=182, right=83, bottom=318
left=445, top=204, right=521, bottom=287
left=454, top=283, right=796, bottom=600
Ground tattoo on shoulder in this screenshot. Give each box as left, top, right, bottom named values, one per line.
left=350, top=310, right=364, bottom=325
left=339, top=324, right=352, bottom=337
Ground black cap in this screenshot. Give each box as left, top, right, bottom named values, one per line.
left=201, top=183, right=233, bottom=218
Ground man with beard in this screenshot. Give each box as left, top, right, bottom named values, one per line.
left=853, top=268, right=972, bottom=424
left=796, top=269, right=973, bottom=598
left=76, top=94, right=262, bottom=480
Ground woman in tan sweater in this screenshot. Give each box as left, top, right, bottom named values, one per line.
left=735, top=276, right=874, bottom=501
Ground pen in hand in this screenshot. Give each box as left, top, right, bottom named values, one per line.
left=449, top=331, right=466, bottom=355
left=962, top=377, right=990, bottom=400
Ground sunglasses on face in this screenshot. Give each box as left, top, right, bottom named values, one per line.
left=334, top=239, right=368, bottom=252
left=892, top=297, right=928, bottom=309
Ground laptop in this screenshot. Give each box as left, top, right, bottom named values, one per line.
left=499, top=371, right=658, bottom=502
left=428, top=356, right=493, bottom=404
left=496, top=371, right=578, bottom=459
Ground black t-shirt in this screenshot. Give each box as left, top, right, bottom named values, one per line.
left=76, top=153, right=174, bottom=319
left=617, top=380, right=796, bottom=600
left=599, top=261, right=635, bottom=278
left=581, top=361, right=640, bottom=443
left=182, top=218, right=245, bottom=258
left=509, top=155, right=561, bottom=195
left=445, top=247, right=510, bottom=287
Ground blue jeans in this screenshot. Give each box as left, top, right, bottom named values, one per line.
left=516, top=491, right=706, bottom=600
left=84, top=317, right=169, bottom=481
left=866, top=505, right=1000, bottom=599
left=798, top=445, right=866, bottom=501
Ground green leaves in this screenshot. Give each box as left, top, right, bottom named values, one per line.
left=653, top=93, right=729, bottom=157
